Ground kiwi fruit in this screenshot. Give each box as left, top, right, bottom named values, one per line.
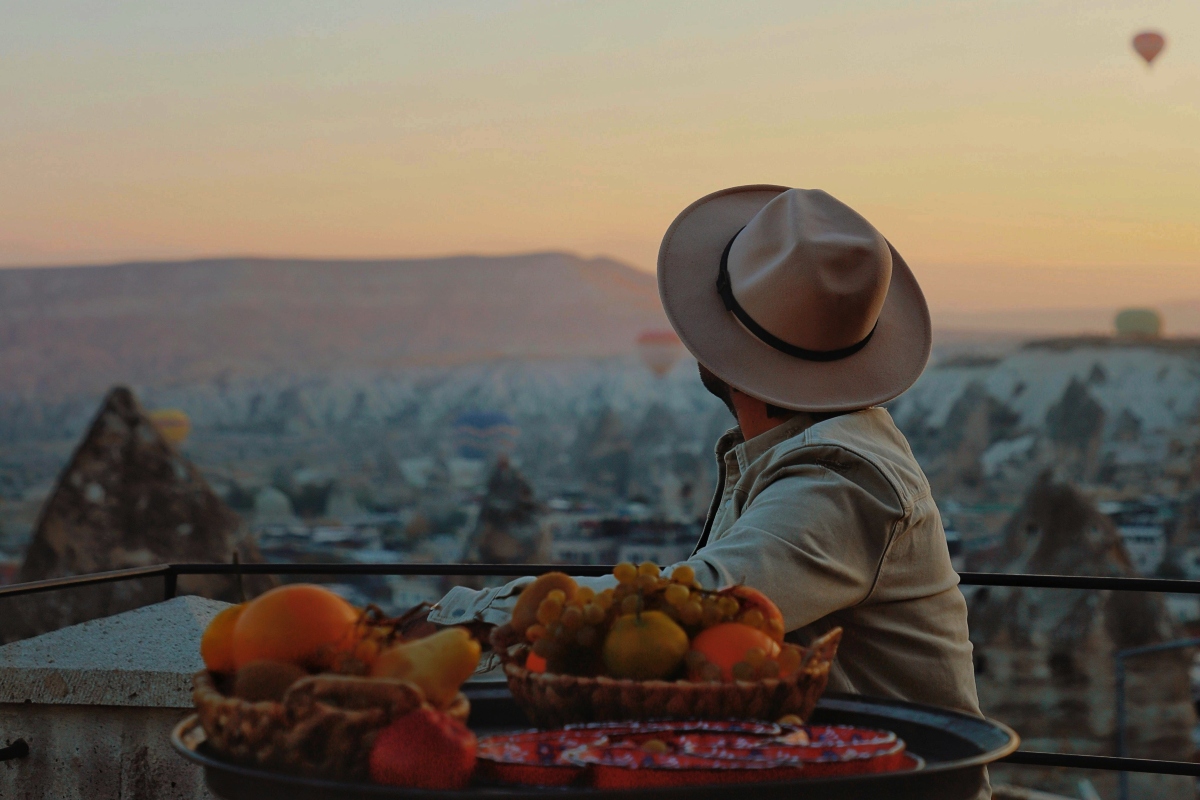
left=232, top=659, right=308, bottom=702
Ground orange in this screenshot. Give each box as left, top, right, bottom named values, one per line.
left=721, top=585, right=785, bottom=642
left=200, top=603, right=245, bottom=673
left=231, top=584, right=361, bottom=671
left=525, top=651, right=547, bottom=673
left=691, top=623, right=781, bottom=681
left=602, top=611, right=689, bottom=680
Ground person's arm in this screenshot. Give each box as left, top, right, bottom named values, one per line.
left=671, top=457, right=904, bottom=632
left=428, top=574, right=619, bottom=628
left=428, top=450, right=901, bottom=633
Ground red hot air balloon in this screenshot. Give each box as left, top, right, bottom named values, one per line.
left=1132, top=31, right=1166, bottom=66
left=636, top=330, right=684, bottom=378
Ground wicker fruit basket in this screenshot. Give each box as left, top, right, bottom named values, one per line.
left=491, top=626, right=841, bottom=729
left=192, top=670, right=470, bottom=780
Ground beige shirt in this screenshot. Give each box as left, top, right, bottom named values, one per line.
left=431, top=407, right=981, bottom=720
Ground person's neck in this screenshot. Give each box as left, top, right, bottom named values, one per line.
left=731, top=390, right=797, bottom=440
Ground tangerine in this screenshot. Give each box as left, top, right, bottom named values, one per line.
left=690, top=623, right=781, bottom=681
left=231, top=584, right=360, bottom=671
left=602, top=611, right=689, bottom=680
left=200, top=603, right=245, bottom=673
left=525, top=651, right=548, bottom=673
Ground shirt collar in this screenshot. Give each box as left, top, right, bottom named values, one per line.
left=714, top=425, right=743, bottom=461
left=718, top=412, right=826, bottom=469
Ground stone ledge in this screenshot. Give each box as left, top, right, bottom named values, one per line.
left=0, top=595, right=229, bottom=708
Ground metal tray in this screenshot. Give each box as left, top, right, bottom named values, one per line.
left=172, top=687, right=1017, bottom=800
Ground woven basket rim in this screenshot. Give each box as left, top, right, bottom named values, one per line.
left=502, top=659, right=799, bottom=691
left=492, top=626, right=842, bottom=689
left=193, top=668, right=471, bottom=715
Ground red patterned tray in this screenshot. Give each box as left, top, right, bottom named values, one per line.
left=476, top=720, right=921, bottom=789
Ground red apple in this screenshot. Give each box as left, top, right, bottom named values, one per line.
left=720, top=585, right=786, bottom=642
left=369, top=706, right=477, bottom=789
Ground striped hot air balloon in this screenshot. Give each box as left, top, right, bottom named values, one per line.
left=453, top=411, right=519, bottom=460
left=149, top=409, right=191, bottom=446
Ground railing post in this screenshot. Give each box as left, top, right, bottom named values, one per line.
left=1109, top=637, right=1200, bottom=800
left=163, top=568, right=177, bottom=601
left=1115, top=656, right=1128, bottom=800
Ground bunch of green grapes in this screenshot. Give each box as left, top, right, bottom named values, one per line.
left=525, top=583, right=615, bottom=674
left=519, top=562, right=698, bottom=673
left=611, top=562, right=743, bottom=634
left=610, top=561, right=674, bottom=615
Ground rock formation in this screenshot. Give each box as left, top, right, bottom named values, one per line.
left=1044, top=378, right=1105, bottom=480
left=462, top=457, right=546, bottom=565
left=970, top=472, right=1195, bottom=798
left=915, top=381, right=1022, bottom=499
left=5, top=387, right=272, bottom=642
left=572, top=407, right=632, bottom=498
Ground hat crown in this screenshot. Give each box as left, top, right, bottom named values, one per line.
left=727, top=189, right=892, bottom=353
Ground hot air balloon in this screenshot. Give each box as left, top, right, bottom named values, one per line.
left=453, top=411, right=519, bottom=460
left=149, top=408, right=191, bottom=446
left=1132, top=31, right=1166, bottom=66
left=636, top=329, right=684, bottom=378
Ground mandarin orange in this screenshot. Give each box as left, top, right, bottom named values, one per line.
left=601, top=611, right=689, bottom=680
left=690, top=622, right=781, bottom=681
left=200, top=603, right=245, bottom=673
left=230, top=584, right=360, bottom=671
left=720, top=586, right=785, bottom=642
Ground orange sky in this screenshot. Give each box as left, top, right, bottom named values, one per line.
left=2, top=1, right=1198, bottom=314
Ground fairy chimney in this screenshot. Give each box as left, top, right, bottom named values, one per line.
left=970, top=472, right=1195, bottom=798
left=5, top=387, right=273, bottom=642
left=463, top=457, right=546, bottom=565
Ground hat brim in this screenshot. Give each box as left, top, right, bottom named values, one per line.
left=658, top=185, right=932, bottom=412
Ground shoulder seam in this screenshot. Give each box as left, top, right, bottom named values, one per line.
left=775, top=440, right=910, bottom=516
left=765, top=441, right=910, bottom=608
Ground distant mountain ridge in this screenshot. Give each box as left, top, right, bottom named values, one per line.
left=934, top=300, right=1200, bottom=339
left=0, top=253, right=669, bottom=397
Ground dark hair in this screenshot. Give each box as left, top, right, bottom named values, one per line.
left=698, top=362, right=846, bottom=423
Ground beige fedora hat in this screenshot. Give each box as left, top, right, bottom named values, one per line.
left=658, top=185, right=931, bottom=412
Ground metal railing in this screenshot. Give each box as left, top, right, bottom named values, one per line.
left=4, top=563, right=1200, bottom=780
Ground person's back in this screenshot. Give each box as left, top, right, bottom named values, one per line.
left=693, top=407, right=979, bottom=716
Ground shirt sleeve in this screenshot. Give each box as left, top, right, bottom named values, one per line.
left=428, top=574, right=620, bottom=627
left=672, top=457, right=904, bottom=632
left=429, top=451, right=901, bottom=634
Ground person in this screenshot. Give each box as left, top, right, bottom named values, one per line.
left=430, top=185, right=982, bottom=739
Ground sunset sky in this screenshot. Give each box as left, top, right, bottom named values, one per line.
left=3, top=0, right=1198, bottom=315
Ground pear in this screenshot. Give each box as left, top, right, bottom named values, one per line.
left=370, top=627, right=481, bottom=708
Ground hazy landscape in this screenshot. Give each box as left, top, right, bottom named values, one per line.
left=6, top=2, right=1199, bottom=796
left=5, top=253, right=1200, bottom=796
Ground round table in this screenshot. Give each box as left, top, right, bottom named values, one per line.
left=173, top=686, right=1016, bottom=800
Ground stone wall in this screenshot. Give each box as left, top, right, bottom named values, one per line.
left=0, top=705, right=209, bottom=800
left=0, top=595, right=228, bottom=799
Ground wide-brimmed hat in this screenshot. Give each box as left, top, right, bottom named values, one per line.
left=657, top=185, right=931, bottom=412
